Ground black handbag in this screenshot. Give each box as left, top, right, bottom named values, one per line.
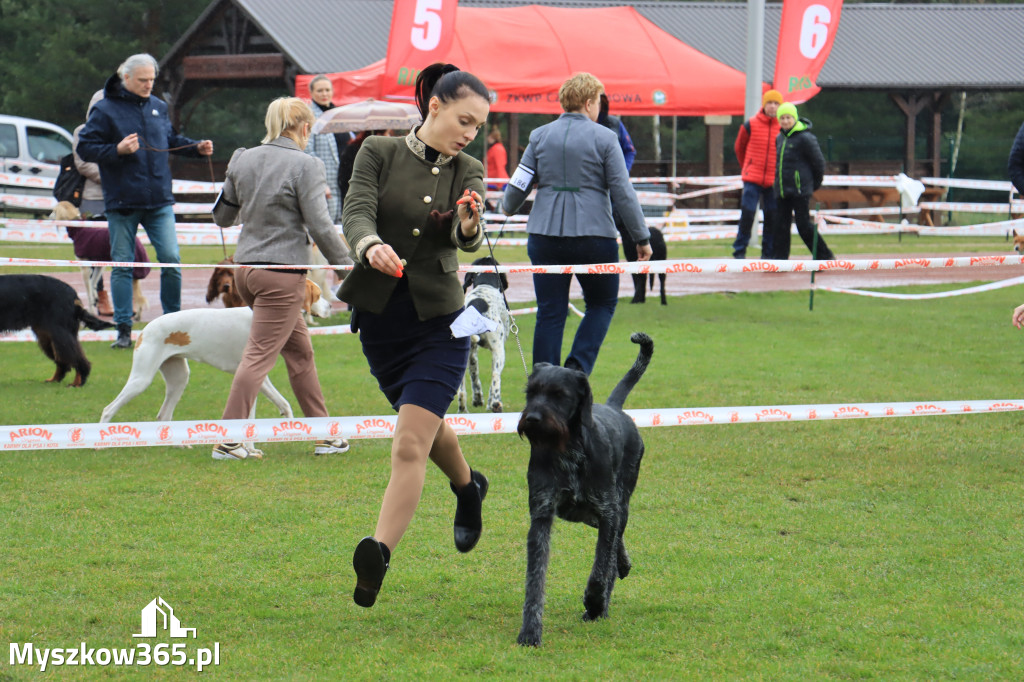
left=53, top=152, right=86, bottom=207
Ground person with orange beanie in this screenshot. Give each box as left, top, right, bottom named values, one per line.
left=732, top=89, right=783, bottom=258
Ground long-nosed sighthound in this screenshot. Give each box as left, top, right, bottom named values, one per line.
left=515, top=332, right=653, bottom=647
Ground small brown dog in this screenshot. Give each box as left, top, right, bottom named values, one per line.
left=206, top=257, right=245, bottom=308
left=1013, top=230, right=1024, bottom=253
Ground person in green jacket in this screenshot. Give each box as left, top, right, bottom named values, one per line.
left=771, top=102, right=835, bottom=260
left=339, top=63, right=490, bottom=609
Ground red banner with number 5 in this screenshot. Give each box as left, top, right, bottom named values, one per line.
left=773, top=0, right=843, bottom=104
left=384, top=0, right=460, bottom=99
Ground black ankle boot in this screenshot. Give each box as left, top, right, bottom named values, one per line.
left=451, top=470, right=488, bottom=553
left=352, top=536, right=389, bottom=608
left=111, top=323, right=133, bottom=349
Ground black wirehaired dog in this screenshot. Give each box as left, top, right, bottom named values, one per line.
left=457, top=256, right=511, bottom=413
left=619, top=225, right=668, bottom=305
left=0, top=274, right=114, bottom=387
left=516, top=332, right=653, bottom=646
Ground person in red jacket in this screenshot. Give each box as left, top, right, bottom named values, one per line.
left=732, top=89, right=783, bottom=258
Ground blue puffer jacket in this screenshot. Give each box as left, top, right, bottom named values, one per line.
left=77, top=74, right=202, bottom=211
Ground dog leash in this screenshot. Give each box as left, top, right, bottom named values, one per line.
left=482, top=215, right=530, bottom=380
left=138, top=135, right=228, bottom=259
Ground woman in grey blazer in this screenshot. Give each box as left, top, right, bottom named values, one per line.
left=502, top=73, right=652, bottom=375
left=211, top=96, right=351, bottom=461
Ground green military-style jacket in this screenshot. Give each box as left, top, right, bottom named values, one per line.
left=339, top=130, right=484, bottom=320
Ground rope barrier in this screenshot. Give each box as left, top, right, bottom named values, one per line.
left=5, top=255, right=1023, bottom=276
left=4, top=399, right=1021, bottom=450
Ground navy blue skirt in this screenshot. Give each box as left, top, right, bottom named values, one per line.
left=355, top=279, right=469, bottom=418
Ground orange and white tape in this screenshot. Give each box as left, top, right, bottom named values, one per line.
left=3, top=399, right=1021, bottom=450
left=5, top=255, right=1024, bottom=276
left=816, top=275, right=1024, bottom=300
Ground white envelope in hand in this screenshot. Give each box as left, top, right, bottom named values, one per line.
left=450, top=305, right=498, bottom=338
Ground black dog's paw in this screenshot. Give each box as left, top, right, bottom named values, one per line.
left=582, top=584, right=608, bottom=621
left=617, top=550, right=632, bottom=579
left=517, top=628, right=542, bottom=647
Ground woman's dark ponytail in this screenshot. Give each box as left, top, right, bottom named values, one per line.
left=414, top=63, right=489, bottom=120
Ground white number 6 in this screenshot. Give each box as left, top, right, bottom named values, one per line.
left=411, top=0, right=444, bottom=51
left=799, top=5, right=831, bottom=59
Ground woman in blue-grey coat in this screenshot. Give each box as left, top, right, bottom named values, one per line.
left=502, top=73, right=651, bottom=375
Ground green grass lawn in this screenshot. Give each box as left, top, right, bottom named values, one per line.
left=2, top=237, right=1024, bottom=678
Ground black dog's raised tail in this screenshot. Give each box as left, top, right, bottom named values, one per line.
left=606, top=332, right=653, bottom=410
left=76, top=302, right=115, bottom=331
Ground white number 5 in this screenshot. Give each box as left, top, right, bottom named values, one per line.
left=411, top=0, right=443, bottom=51
left=799, top=5, right=831, bottom=59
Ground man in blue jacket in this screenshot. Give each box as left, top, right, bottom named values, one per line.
left=79, top=53, right=213, bottom=348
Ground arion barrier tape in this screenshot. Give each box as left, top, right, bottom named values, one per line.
left=0, top=173, right=221, bottom=194
left=7, top=256, right=1024, bottom=276
left=4, top=399, right=1022, bottom=450
left=0, top=193, right=215, bottom=214
left=922, top=201, right=1024, bottom=213
left=921, top=177, right=1014, bottom=192
left=816, top=275, right=1024, bottom=300
left=0, top=306, right=544, bottom=342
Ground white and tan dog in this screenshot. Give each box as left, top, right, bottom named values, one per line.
left=100, top=279, right=330, bottom=424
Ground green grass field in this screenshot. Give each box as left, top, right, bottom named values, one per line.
left=2, top=235, right=1024, bottom=679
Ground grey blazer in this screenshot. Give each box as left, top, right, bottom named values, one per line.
left=215, top=137, right=349, bottom=266
left=502, top=112, right=648, bottom=244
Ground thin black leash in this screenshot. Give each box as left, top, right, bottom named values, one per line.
left=139, top=135, right=227, bottom=259
left=481, top=210, right=529, bottom=379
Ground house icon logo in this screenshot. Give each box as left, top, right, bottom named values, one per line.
left=132, top=597, right=196, bottom=638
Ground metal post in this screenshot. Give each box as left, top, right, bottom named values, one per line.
left=809, top=207, right=820, bottom=312
left=745, top=0, right=766, bottom=120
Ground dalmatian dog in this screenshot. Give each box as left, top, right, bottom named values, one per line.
left=457, top=257, right=511, bottom=413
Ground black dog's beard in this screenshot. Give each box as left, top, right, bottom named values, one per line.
left=517, top=412, right=570, bottom=453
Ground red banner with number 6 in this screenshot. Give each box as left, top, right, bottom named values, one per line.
left=773, top=0, right=844, bottom=104
left=384, top=0, right=460, bottom=99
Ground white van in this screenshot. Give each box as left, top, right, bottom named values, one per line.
left=0, top=114, right=75, bottom=181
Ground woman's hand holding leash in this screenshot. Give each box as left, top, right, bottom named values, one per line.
left=456, top=189, right=484, bottom=239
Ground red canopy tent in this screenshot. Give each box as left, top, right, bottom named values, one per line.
left=297, top=5, right=757, bottom=116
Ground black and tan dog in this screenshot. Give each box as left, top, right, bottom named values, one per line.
left=516, top=332, right=653, bottom=646
left=0, top=274, right=115, bottom=387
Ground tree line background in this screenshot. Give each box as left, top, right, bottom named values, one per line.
left=1, top=0, right=1021, bottom=189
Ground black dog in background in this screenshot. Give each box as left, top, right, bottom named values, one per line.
left=0, top=274, right=114, bottom=386
left=619, top=225, right=667, bottom=305
left=516, top=332, right=654, bottom=646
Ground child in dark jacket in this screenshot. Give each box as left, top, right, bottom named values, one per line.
left=770, top=102, right=835, bottom=260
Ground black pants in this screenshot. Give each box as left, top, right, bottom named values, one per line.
left=772, top=194, right=834, bottom=260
